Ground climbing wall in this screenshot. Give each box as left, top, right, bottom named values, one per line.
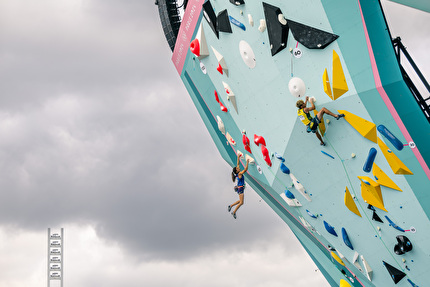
left=175, top=0, right=430, bottom=286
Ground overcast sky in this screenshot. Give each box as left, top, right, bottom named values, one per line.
left=0, top=1, right=428, bottom=286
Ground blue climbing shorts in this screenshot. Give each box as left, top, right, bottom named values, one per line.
left=235, top=185, right=245, bottom=195
left=307, top=117, right=321, bottom=133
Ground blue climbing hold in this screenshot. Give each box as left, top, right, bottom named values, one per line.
left=385, top=216, right=405, bottom=232
left=285, top=189, right=295, bottom=199
left=407, top=279, right=418, bottom=287
left=306, top=209, right=317, bottom=219
left=363, top=147, right=377, bottom=173
left=280, top=162, right=290, bottom=174
left=229, top=16, right=246, bottom=31
left=342, top=228, right=354, bottom=250
left=275, top=152, right=285, bottom=162
left=377, top=125, right=403, bottom=151
left=324, top=221, right=338, bottom=237
left=321, top=150, right=335, bottom=159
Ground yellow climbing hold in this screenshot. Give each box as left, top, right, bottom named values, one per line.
left=340, top=279, right=352, bottom=287
left=372, top=163, right=402, bottom=191
left=358, top=176, right=387, bottom=212
left=323, top=68, right=332, bottom=99
left=332, top=50, right=348, bottom=100
left=377, top=137, right=413, bottom=175
left=331, top=251, right=345, bottom=266
left=338, top=110, right=377, bottom=143
left=313, top=109, right=326, bottom=136
left=344, top=186, right=361, bottom=217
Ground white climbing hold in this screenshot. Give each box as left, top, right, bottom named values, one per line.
left=248, top=14, right=254, bottom=27
left=239, top=40, right=256, bottom=69
left=211, top=46, right=229, bottom=76
left=237, top=150, right=244, bottom=158
left=278, top=13, right=287, bottom=25
left=288, top=77, right=306, bottom=98
left=245, top=154, right=255, bottom=164
left=351, top=153, right=356, bottom=158
left=226, top=132, right=236, bottom=146
left=216, top=116, right=225, bottom=135
left=258, top=19, right=266, bottom=32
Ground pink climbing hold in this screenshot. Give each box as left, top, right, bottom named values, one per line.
left=261, top=145, right=272, bottom=167
left=254, top=134, right=267, bottom=147
left=190, top=39, right=200, bottom=57
left=217, top=63, right=223, bottom=75
left=220, top=101, right=228, bottom=112
left=214, top=90, right=220, bottom=103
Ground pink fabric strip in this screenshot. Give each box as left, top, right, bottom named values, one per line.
left=172, top=0, right=205, bottom=74
left=357, top=0, right=430, bottom=180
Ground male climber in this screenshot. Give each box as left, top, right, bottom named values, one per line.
left=296, top=96, right=344, bottom=145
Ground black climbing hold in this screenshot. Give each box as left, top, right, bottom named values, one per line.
left=203, top=1, right=219, bottom=38
left=372, top=211, right=384, bottom=223
left=394, top=235, right=413, bottom=255
left=262, top=2, right=289, bottom=56
left=367, top=204, right=375, bottom=211
left=383, top=261, right=406, bottom=284
left=216, top=9, right=232, bottom=33
left=229, top=0, right=245, bottom=5
left=286, top=18, right=339, bottom=49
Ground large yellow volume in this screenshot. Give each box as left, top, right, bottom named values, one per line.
left=323, top=68, right=333, bottom=99
left=344, top=186, right=361, bottom=217
left=358, top=176, right=387, bottom=212
left=372, top=163, right=402, bottom=191
left=313, top=109, right=326, bottom=136
left=377, top=137, right=413, bottom=175
left=331, top=251, right=345, bottom=266
left=340, top=279, right=352, bottom=287
left=338, top=110, right=377, bottom=143
left=332, top=50, right=349, bottom=100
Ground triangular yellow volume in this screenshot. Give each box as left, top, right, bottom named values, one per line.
left=358, top=176, right=387, bottom=212
left=338, top=110, right=377, bottom=143
left=372, top=163, right=402, bottom=191
left=344, top=186, right=361, bottom=217
left=323, top=68, right=333, bottom=99
left=313, top=109, right=326, bottom=136
left=332, top=50, right=348, bottom=100
left=377, top=137, right=413, bottom=175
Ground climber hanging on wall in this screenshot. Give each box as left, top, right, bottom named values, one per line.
left=296, top=96, right=344, bottom=145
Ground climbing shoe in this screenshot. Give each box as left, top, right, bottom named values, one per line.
left=231, top=212, right=237, bottom=219
left=228, top=205, right=232, bottom=212
left=336, top=114, right=345, bottom=120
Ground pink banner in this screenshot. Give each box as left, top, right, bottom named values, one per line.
left=172, top=0, right=205, bottom=74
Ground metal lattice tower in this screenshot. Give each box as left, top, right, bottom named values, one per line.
left=48, top=228, right=63, bottom=287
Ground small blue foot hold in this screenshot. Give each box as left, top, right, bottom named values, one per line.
left=229, top=16, right=246, bottom=31
left=342, top=228, right=354, bottom=250
left=385, top=216, right=405, bottom=232
left=321, top=150, right=335, bottom=159
left=306, top=209, right=317, bottom=219
left=324, top=221, right=338, bottom=237
left=285, top=189, right=295, bottom=199
left=275, top=152, right=285, bottom=162
left=280, top=162, right=290, bottom=174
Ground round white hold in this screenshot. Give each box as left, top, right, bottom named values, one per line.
left=351, top=153, right=356, bottom=158
left=239, top=40, right=256, bottom=69
left=288, top=77, right=306, bottom=98
left=293, top=47, right=302, bottom=58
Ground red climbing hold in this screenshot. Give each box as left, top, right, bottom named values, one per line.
left=190, top=39, right=200, bottom=57
left=254, top=134, right=266, bottom=147
left=261, top=145, right=272, bottom=167
left=217, top=63, right=223, bottom=75
left=220, top=101, right=228, bottom=112
left=214, top=90, right=220, bottom=103
left=244, top=145, right=252, bottom=154
left=242, top=134, right=252, bottom=154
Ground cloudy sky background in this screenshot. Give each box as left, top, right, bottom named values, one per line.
left=0, top=1, right=428, bottom=286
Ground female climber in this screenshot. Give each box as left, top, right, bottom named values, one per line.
left=296, top=96, right=344, bottom=145
left=228, top=154, right=250, bottom=219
